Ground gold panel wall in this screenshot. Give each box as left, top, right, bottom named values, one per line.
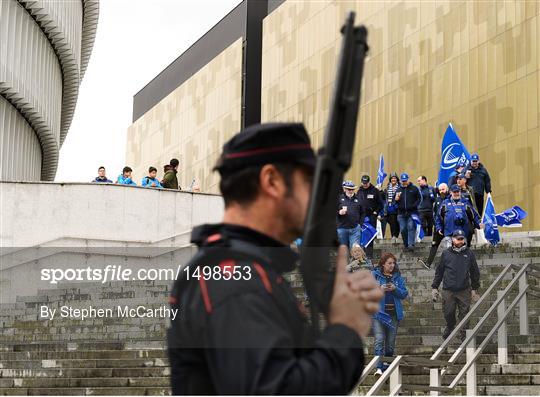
left=126, top=39, right=243, bottom=193
left=262, top=0, right=540, bottom=231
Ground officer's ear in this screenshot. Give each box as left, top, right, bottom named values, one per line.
left=258, top=164, right=286, bottom=200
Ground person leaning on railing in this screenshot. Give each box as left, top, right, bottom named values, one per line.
left=431, top=229, right=480, bottom=341
left=371, top=252, right=409, bottom=375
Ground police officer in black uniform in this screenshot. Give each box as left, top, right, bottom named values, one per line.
left=167, top=123, right=383, bottom=395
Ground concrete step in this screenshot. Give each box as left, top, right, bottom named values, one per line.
left=0, top=386, right=170, bottom=395
left=0, top=358, right=169, bottom=369
left=0, top=367, right=170, bottom=378
left=0, top=376, right=170, bottom=388
left=0, top=332, right=166, bottom=342
left=0, top=341, right=165, bottom=352
left=0, top=350, right=167, bottom=361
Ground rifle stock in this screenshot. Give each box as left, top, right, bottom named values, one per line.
left=300, top=12, right=368, bottom=334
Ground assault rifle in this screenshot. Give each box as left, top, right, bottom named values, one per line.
left=300, top=12, right=368, bottom=335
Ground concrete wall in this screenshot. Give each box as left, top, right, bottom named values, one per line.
left=0, top=182, right=224, bottom=302
left=0, top=181, right=224, bottom=247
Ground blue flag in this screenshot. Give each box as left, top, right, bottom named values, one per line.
left=376, top=153, right=387, bottom=186
left=482, top=194, right=500, bottom=245
left=411, top=213, right=425, bottom=242
left=361, top=217, right=377, bottom=247
left=438, top=123, right=471, bottom=185
left=495, top=206, right=527, bottom=228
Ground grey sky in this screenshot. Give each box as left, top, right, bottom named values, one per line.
left=56, top=0, right=241, bottom=182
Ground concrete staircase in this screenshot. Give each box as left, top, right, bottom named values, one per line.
left=1, top=235, right=539, bottom=395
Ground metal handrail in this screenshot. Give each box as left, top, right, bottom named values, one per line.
left=448, top=286, right=529, bottom=388
left=364, top=259, right=538, bottom=396
left=445, top=263, right=529, bottom=366
left=358, top=356, right=380, bottom=385
left=430, top=262, right=514, bottom=361
left=366, top=355, right=403, bottom=396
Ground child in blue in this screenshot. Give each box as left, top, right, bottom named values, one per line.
left=116, top=166, right=137, bottom=186
left=371, top=252, right=409, bottom=374
left=141, top=166, right=163, bottom=188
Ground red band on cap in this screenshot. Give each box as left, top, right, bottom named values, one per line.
left=225, top=143, right=312, bottom=159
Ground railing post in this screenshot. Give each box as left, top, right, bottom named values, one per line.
left=389, top=362, right=402, bottom=396
left=429, top=368, right=440, bottom=396
left=466, top=329, right=477, bottom=396
left=519, top=270, right=529, bottom=335
left=497, top=290, right=508, bottom=364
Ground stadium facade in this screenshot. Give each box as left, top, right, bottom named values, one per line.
left=128, top=0, right=540, bottom=231
left=0, top=0, right=99, bottom=181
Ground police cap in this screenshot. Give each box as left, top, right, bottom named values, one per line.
left=214, top=123, right=316, bottom=174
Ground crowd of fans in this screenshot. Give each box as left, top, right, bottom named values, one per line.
left=336, top=153, right=491, bottom=375
left=91, top=158, right=201, bottom=192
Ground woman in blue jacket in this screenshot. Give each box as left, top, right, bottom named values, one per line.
left=372, top=252, right=409, bottom=374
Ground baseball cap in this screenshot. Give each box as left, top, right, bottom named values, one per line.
left=450, top=184, right=460, bottom=192
left=400, top=173, right=409, bottom=181
left=342, top=180, right=357, bottom=189
left=361, top=175, right=370, bottom=184
left=452, top=229, right=465, bottom=238
left=457, top=173, right=466, bottom=179
left=471, top=153, right=479, bottom=161
left=214, top=123, right=316, bottom=174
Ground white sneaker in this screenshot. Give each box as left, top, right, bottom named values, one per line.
left=375, top=369, right=383, bottom=376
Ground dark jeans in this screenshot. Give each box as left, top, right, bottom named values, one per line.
left=475, top=193, right=484, bottom=217
left=398, top=213, right=416, bottom=248
left=426, top=231, right=444, bottom=267
left=442, top=288, right=471, bottom=339
left=419, top=211, right=434, bottom=236
left=381, top=213, right=399, bottom=238
left=372, top=312, right=399, bottom=369
left=467, top=230, right=474, bottom=247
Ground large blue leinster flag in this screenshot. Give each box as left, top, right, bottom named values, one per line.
left=437, top=123, right=471, bottom=185
left=411, top=213, right=425, bottom=243
left=483, top=193, right=500, bottom=245
left=361, top=217, right=377, bottom=247
left=495, top=206, right=527, bottom=228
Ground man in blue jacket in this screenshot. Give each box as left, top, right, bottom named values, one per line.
left=337, top=181, right=364, bottom=249
left=395, top=173, right=421, bottom=251
left=435, top=185, right=481, bottom=247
